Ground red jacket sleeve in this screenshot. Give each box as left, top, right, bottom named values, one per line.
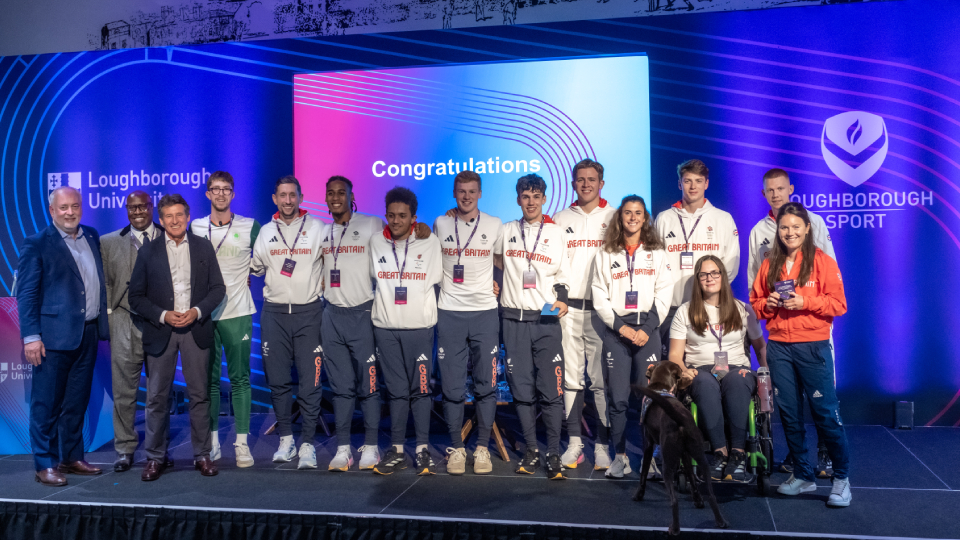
left=750, top=258, right=777, bottom=320
left=803, top=252, right=847, bottom=317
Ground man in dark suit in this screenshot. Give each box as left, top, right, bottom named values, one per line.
left=17, top=186, right=110, bottom=486
left=100, top=191, right=164, bottom=473
left=129, top=193, right=225, bottom=481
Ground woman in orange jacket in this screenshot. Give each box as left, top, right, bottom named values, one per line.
left=750, top=202, right=851, bottom=507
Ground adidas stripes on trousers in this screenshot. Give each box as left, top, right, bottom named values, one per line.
left=207, top=315, right=253, bottom=435
left=374, top=326, right=435, bottom=447
left=502, top=317, right=564, bottom=455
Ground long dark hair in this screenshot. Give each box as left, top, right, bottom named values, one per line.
left=766, top=202, right=816, bottom=292
left=689, top=255, right=744, bottom=336
left=604, top=195, right=663, bottom=253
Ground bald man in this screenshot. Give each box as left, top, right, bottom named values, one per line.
left=101, top=191, right=164, bottom=472
left=18, top=187, right=110, bottom=486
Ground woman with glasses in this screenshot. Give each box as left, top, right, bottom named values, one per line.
left=668, top=254, right=766, bottom=483
left=750, top=202, right=850, bottom=507
left=591, top=195, right=672, bottom=479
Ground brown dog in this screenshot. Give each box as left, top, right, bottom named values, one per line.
left=634, top=361, right=728, bottom=535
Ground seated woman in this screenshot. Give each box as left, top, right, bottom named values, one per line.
left=668, top=254, right=766, bottom=483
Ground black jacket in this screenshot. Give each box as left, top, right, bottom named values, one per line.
left=128, top=231, right=225, bottom=356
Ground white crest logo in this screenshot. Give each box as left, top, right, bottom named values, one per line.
left=821, top=111, right=888, bottom=187
left=0, top=363, right=7, bottom=383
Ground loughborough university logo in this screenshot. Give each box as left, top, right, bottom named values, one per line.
left=821, top=111, right=889, bottom=187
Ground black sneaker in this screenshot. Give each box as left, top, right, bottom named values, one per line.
left=415, top=449, right=436, bottom=476
left=778, top=452, right=795, bottom=474
left=544, top=453, right=566, bottom=480
left=515, top=448, right=541, bottom=475
left=709, top=451, right=727, bottom=481
left=373, top=449, right=407, bottom=475
left=724, top=450, right=747, bottom=483
left=816, top=449, right=833, bottom=478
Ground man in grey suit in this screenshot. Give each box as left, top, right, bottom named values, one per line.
left=100, top=191, right=163, bottom=473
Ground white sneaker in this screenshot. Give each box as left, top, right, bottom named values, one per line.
left=646, top=456, right=662, bottom=480
left=446, top=447, right=467, bottom=475
left=358, top=445, right=380, bottom=470
left=605, top=454, right=633, bottom=479
left=593, top=444, right=612, bottom=470
left=561, top=443, right=585, bottom=469
left=211, top=440, right=221, bottom=461
left=827, top=478, right=852, bottom=507
left=778, top=474, right=817, bottom=496
left=298, top=443, right=317, bottom=469
left=272, top=436, right=296, bottom=463
left=328, top=445, right=354, bottom=472
left=473, top=447, right=493, bottom=475
left=235, top=442, right=254, bottom=468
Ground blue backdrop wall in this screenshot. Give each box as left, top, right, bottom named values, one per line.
left=1, top=0, right=957, bottom=450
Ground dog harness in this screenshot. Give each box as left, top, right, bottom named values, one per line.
left=640, top=390, right=676, bottom=424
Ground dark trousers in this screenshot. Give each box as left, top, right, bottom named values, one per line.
left=260, top=301, right=324, bottom=442
left=768, top=340, right=850, bottom=481
left=144, top=329, right=211, bottom=461
left=323, top=300, right=380, bottom=447
left=375, top=327, right=435, bottom=447
left=30, top=320, right=99, bottom=471
left=600, top=323, right=661, bottom=454
left=437, top=308, right=500, bottom=449
left=687, top=366, right=757, bottom=452
left=502, top=317, right=564, bottom=455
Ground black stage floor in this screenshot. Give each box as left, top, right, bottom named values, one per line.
left=1, top=407, right=958, bottom=539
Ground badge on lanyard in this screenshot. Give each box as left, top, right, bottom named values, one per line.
left=680, top=251, right=694, bottom=270
left=624, top=247, right=639, bottom=309
left=391, top=235, right=411, bottom=305
left=519, top=217, right=545, bottom=290
left=453, top=264, right=465, bottom=283
left=453, top=213, right=480, bottom=285
left=281, top=258, right=297, bottom=277
left=278, top=215, right=308, bottom=279
left=709, top=324, right=728, bottom=373
left=329, top=221, right=349, bottom=289
left=329, top=269, right=341, bottom=287
left=523, top=270, right=537, bottom=289
left=677, top=212, right=703, bottom=272
left=395, top=286, right=408, bottom=305
left=625, top=291, right=639, bottom=310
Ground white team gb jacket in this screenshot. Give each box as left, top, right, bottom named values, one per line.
left=591, top=246, right=672, bottom=333
left=655, top=200, right=740, bottom=307
left=552, top=199, right=617, bottom=301
left=369, top=227, right=442, bottom=329
left=747, top=209, right=836, bottom=291
left=320, top=213, right=384, bottom=308
left=499, top=216, right=572, bottom=318
left=250, top=210, right=325, bottom=309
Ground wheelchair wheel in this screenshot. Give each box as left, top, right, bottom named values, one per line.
left=757, top=470, right=770, bottom=497
left=678, top=471, right=688, bottom=494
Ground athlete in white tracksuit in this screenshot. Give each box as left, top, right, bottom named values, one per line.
left=249, top=176, right=325, bottom=469
left=655, top=160, right=739, bottom=357
left=552, top=159, right=617, bottom=470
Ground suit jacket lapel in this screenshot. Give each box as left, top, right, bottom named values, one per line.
left=49, top=226, right=82, bottom=282
left=157, top=234, right=174, bottom=297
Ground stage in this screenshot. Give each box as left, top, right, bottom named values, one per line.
left=1, top=409, right=957, bottom=540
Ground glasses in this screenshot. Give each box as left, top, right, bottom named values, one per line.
left=208, top=187, right=234, bottom=195
left=126, top=204, right=150, bottom=212
left=697, top=271, right=722, bottom=281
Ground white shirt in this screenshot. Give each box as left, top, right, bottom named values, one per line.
left=250, top=210, right=325, bottom=308
left=434, top=211, right=503, bottom=312
left=160, top=233, right=200, bottom=323
left=320, top=213, right=384, bottom=308
left=499, top=216, right=571, bottom=316
left=191, top=214, right=259, bottom=320
left=553, top=200, right=617, bottom=300
left=591, top=246, right=672, bottom=330
left=747, top=209, right=836, bottom=292
left=655, top=200, right=740, bottom=307
left=670, top=301, right=762, bottom=368
left=369, top=229, right=442, bottom=329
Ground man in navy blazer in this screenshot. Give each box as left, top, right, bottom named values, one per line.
left=17, top=186, right=110, bottom=486
left=129, top=193, right=225, bottom=481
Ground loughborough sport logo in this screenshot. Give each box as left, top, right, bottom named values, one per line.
left=821, top=111, right=889, bottom=187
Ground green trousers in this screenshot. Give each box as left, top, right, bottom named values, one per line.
left=208, top=315, right=253, bottom=434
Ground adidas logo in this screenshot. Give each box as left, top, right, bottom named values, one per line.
left=378, top=256, right=387, bottom=263
left=269, top=236, right=278, bottom=243
left=812, top=390, right=823, bottom=398
left=761, top=238, right=770, bottom=246
left=241, top=334, right=250, bottom=341
left=366, top=355, right=376, bottom=363
left=611, top=261, right=621, bottom=269
left=314, top=345, right=323, bottom=353
left=323, top=236, right=329, bottom=242
left=565, top=227, right=574, bottom=234
left=416, top=354, right=429, bottom=363
left=552, top=354, right=562, bottom=363
left=508, top=236, right=517, bottom=243
left=444, top=235, right=454, bottom=243
left=491, top=346, right=498, bottom=354
left=665, top=231, right=676, bottom=239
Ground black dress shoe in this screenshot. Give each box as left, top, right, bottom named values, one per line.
left=141, top=459, right=164, bottom=482
left=164, top=456, right=175, bottom=469
left=35, top=468, right=68, bottom=487
left=194, top=456, right=218, bottom=477
left=58, top=460, right=103, bottom=475
left=115, top=453, right=134, bottom=472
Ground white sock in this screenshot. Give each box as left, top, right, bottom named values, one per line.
left=416, top=444, right=427, bottom=454
left=568, top=436, right=582, bottom=447
left=212, top=431, right=219, bottom=447
left=235, top=433, right=247, bottom=445
left=394, top=444, right=404, bottom=453
left=280, top=435, right=294, bottom=446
